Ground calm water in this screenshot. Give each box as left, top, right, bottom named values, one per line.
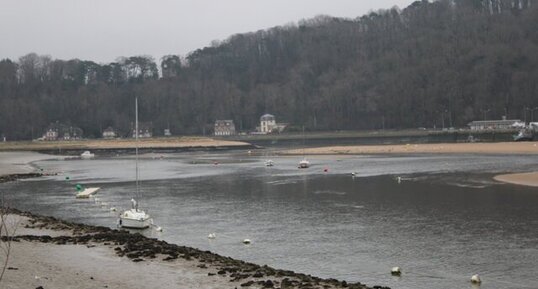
left=2, top=151, right=538, bottom=289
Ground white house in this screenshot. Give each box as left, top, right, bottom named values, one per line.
left=259, top=114, right=276, bottom=134
left=467, top=119, right=522, bottom=130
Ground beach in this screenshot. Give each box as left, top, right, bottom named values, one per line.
left=493, top=172, right=538, bottom=187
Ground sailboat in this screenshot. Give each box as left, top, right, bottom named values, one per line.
left=298, top=125, right=310, bottom=169
left=119, top=97, right=152, bottom=229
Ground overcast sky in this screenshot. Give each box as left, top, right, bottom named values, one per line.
left=1, top=0, right=415, bottom=64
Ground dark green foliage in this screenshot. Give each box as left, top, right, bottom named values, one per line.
left=0, top=0, right=537, bottom=140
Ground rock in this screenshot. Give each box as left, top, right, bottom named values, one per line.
left=240, top=281, right=255, bottom=287
left=263, top=280, right=274, bottom=288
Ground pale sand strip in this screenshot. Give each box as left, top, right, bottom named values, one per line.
left=3, top=242, right=231, bottom=289
left=0, top=137, right=250, bottom=151
left=494, top=172, right=538, bottom=187
left=283, top=141, right=538, bottom=155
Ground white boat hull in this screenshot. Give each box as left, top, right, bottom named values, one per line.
left=76, top=187, right=100, bottom=198
left=119, top=209, right=152, bottom=229
left=299, top=160, right=310, bottom=168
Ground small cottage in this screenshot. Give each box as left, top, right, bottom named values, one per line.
left=102, top=127, right=117, bottom=139
left=214, top=120, right=236, bottom=136
left=131, top=122, right=153, bottom=138
left=42, top=122, right=83, bottom=141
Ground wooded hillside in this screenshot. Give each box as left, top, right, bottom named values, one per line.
left=1, top=0, right=537, bottom=140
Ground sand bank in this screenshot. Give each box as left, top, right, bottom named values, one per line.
left=0, top=210, right=375, bottom=289
left=0, top=137, right=252, bottom=153
left=494, top=172, right=538, bottom=187
left=283, top=141, right=538, bottom=155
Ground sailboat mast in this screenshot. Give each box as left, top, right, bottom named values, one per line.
left=135, top=97, right=139, bottom=210
left=302, top=125, right=305, bottom=156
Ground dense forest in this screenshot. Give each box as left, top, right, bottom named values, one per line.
left=1, top=0, right=537, bottom=140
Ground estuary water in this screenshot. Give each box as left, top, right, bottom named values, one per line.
left=2, top=151, right=538, bottom=289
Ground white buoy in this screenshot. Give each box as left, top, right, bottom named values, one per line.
left=242, top=239, right=252, bottom=244
left=208, top=233, right=216, bottom=239
left=471, top=274, right=481, bottom=284
left=351, top=172, right=357, bottom=177
left=155, top=226, right=163, bottom=232
left=391, top=267, right=402, bottom=276
left=110, top=207, right=117, bottom=212
left=397, top=177, right=401, bottom=184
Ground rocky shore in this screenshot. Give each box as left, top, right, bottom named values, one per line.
left=0, top=208, right=385, bottom=289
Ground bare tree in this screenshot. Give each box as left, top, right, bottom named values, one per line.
left=0, top=194, right=18, bottom=283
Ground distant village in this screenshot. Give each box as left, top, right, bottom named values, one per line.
left=13, top=113, right=536, bottom=142
left=33, top=114, right=288, bottom=141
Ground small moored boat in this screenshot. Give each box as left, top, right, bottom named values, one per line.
left=80, top=151, right=95, bottom=159
left=298, top=158, right=310, bottom=169
left=75, top=187, right=100, bottom=198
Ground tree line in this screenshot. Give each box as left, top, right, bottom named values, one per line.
left=1, top=0, right=537, bottom=140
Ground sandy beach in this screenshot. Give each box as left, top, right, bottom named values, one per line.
left=283, top=141, right=538, bottom=155
left=493, top=172, right=538, bottom=187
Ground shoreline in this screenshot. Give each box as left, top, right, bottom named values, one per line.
left=0, top=208, right=377, bottom=289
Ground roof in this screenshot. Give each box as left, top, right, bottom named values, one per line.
left=467, top=119, right=522, bottom=125
left=260, top=114, right=275, bottom=121
left=215, top=120, right=234, bottom=124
